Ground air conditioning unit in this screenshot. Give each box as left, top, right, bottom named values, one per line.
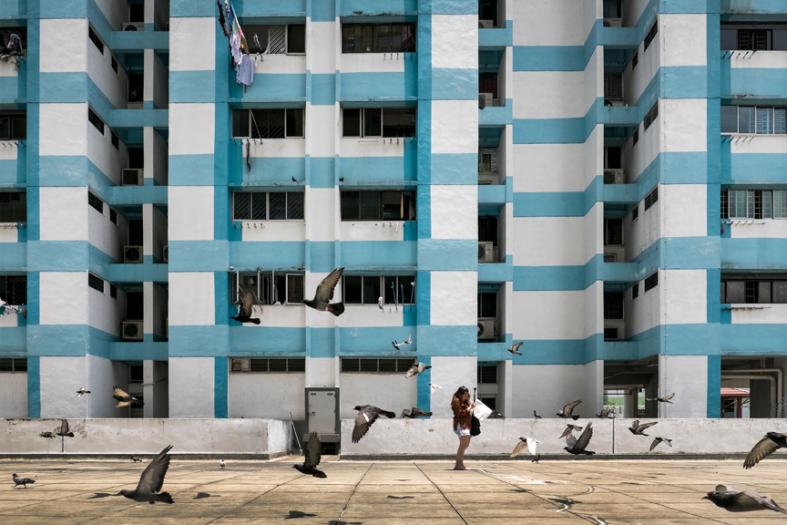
left=124, top=245, right=143, bottom=263
left=478, top=241, right=496, bottom=262
left=479, top=19, right=495, bottom=28
left=123, top=22, right=144, bottom=31
left=162, top=244, right=168, bottom=263
left=477, top=318, right=498, bottom=341
left=121, top=168, right=143, bottom=186
left=479, top=92, right=494, bottom=108
left=122, top=320, right=144, bottom=341
left=604, top=169, right=625, bottom=184
left=231, top=358, right=251, bottom=372
left=604, top=18, right=623, bottom=27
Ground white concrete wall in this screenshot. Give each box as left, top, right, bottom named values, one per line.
left=511, top=364, right=587, bottom=418
left=306, top=356, right=338, bottom=388
left=168, top=357, right=214, bottom=418
left=0, top=372, right=27, bottom=417
left=340, top=373, right=417, bottom=419
left=39, top=272, right=88, bottom=326
left=87, top=354, right=126, bottom=417
left=430, top=356, right=477, bottom=418
left=229, top=373, right=305, bottom=419
left=39, top=356, right=86, bottom=418
left=659, top=355, right=707, bottom=418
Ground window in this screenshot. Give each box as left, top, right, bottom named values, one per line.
left=344, top=275, right=415, bottom=305
left=631, top=203, right=639, bottom=221
left=604, top=218, right=623, bottom=246
left=721, top=106, right=787, bottom=135
left=110, top=284, right=117, bottom=299
left=631, top=50, right=638, bottom=69
left=231, top=358, right=305, bottom=373
left=0, top=192, right=25, bottom=223
left=342, top=107, right=416, bottom=138
left=477, top=364, right=497, bottom=384
left=88, top=273, right=104, bottom=293
left=478, top=292, right=497, bottom=318
left=0, top=28, right=26, bottom=56
left=604, top=327, right=619, bottom=341
left=232, top=108, right=305, bottom=139
left=604, top=291, right=624, bottom=319
left=0, top=113, right=25, bottom=140
left=0, top=275, right=26, bottom=305
left=341, top=358, right=414, bottom=373
left=643, top=102, right=659, bottom=130
left=644, top=272, right=658, bottom=292
left=605, top=146, right=622, bottom=170
left=632, top=283, right=639, bottom=299
left=243, top=24, right=306, bottom=54
left=340, top=190, right=416, bottom=221
left=229, top=270, right=305, bottom=305
left=722, top=189, right=787, bottom=219
left=342, top=23, right=416, bottom=53
left=644, top=21, right=658, bottom=50
left=604, top=73, right=623, bottom=101
left=88, top=26, right=104, bottom=54
left=722, top=278, right=787, bottom=304
left=721, top=25, right=787, bottom=51
left=737, top=29, right=771, bottom=51
left=88, top=191, right=103, bottom=213
left=0, top=358, right=27, bottom=373
left=232, top=191, right=304, bottom=220
left=88, top=108, right=105, bottom=135
left=644, top=187, right=658, bottom=210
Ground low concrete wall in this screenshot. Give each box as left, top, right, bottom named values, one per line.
left=0, top=418, right=292, bottom=457
left=340, top=418, right=787, bottom=457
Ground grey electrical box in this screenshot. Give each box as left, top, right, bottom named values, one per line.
left=305, top=387, right=340, bottom=445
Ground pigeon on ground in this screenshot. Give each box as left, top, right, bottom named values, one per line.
left=391, top=335, right=413, bottom=351
left=511, top=437, right=541, bottom=463
left=507, top=342, right=523, bottom=356
left=646, top=392, right=675, bottom=404
left=650, top=437, right=673, bottom=451
left=401, top=407, right=432, bottom=418
left=231, top=286, right=261, bottom=325
left=559, top=424, right=583, bottom=440
left=12, top=473, right=34, bottom=488
left=56, top=419, right=74, bottom=438
left=565, top=423, right=595, bottom=455
left=303, top=267, right=345, bottom=316
left=76, top=387, right=91, bottom=396
left=293, top=432, right=326, bottom=478
left=704, top=485, right=787, bottom=514
left=39, top=431, right=55, bottom=439
left=744, top=432, right=787, bottom=469
left=405, top=361, right=431, bottom=378
left=487, top=410, right=504, bottom=419
left=596, top=408, right=615, bottom=418
left=556, top=400, right=582, bottom=420
left=116, top=445, right=174, bottom=504
left=629, top=420, right=658, bottom=436
left=113, top=386, right=143, bottom=408
left=287, top=510, right=318, bottom=519
left=131, top=456, right=142, bottom=463
left=352, top=405, right=396, bottom=443
left=219, top=458, right=225, bottom=470
left=533, top=410, right=542, bottom=419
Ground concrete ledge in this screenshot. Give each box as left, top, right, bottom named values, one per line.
left=340, top=418, right=787, bottom=457
left=0, top=418, right=291, bottom=456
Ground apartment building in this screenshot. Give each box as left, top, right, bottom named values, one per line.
left=1, top=0, right=786, bottom=436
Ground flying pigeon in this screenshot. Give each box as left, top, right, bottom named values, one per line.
left=352, top=405, right=395, bottom=443
left=564, top=423, right=595, bottom=455
left=405, top=361, right=431, bottom=378
left=293, top=432, right=326, bottom=478
left=75, top=387, right=91, bottom=396
left=507, top=342, right=523, bottom=355
left=511, top=437, right=541, bottom=463
left=744, top=432, right=787, bottom=469
left=559, top=424, right=583, bottom=439
left=650, top=437, right=672, bottom=451
left=556, top=400, right=582, bottom=420
left=391, top=335, right=413, bottom=351
left=401, top=407, right=432, bottom=418
left=231, top=286, right=261, bottom=325
left=303, top=267, right=345, bottom=316
left=596, top=407, right=615, bottom=418
left=39, top=432, right=55, bottom=439
left=533, top=410, right=542, bottom=419
left=12, top=473, right=34, bottom=488
left=113, top=386, right=143, bottom=408
left=131, top=456, right=142, bottom=463
left=56, top=419, right=74, bottom=438
left=646, top=392, right=675, bottom=404
left=117, top=445, right=174, bottom=504
left=629, top=420, right=658, bottom=436
left=430, top=384, right=442, bottom=392
left=704, top=485, right=787, bottom=514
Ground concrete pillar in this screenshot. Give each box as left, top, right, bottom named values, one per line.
left=500, top=359, right=513, bottom=417
left=623, top=387, right=637, bottom=418
left=645, top=378, right=658, bottom=417
left=430, top=356, right=477, bottom=418
left=583, top=360, right=604, bottom=416
left=658, top=355, right=708, bottom=417
left=143, top=360, right=169, bottom=418
left=169, top=357, right=214, bottom=417
left=750, top=379, right=772, bottom=418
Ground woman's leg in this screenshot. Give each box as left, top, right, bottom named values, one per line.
left=455, top=436, right=471, bottom=470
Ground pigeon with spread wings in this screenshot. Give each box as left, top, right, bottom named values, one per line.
left=646, top=392, right=675, bottom=404
left=559, top=424, right=583, bottom=440
left=304, top=267, right=345, bottom=316
left=565, top=423, right=595, bottom=455
left=231, top=286, right=261, bottom=325
left=650, top=437, right=672, bottom=451
left=511, top=437, right=541, bottom=463
left=56, top=419, right=74, bottom=438
left=352, top=405, right=395, bottom=443
left=507, top=342, right=523, bottom=356
left=113, top=386, right=143, bottom=408
left=704, top=485, right=787, bottom=514
left=293, top=432, right=326, bottom=478
left=629, top=420, right=658, bottom=436
left=556, top=400, right=582, bottom=420
left=743, top=432, right=787, bottom=469
left=117, top=445, right=174, bottom=504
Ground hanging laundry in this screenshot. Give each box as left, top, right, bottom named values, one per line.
left=230, top=31, right=242, bottom=66
left=236, top=53, right=255, bottom=87
left=216, top=0, right=229, bottom=38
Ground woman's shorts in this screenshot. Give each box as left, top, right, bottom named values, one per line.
left=454, top=425, right=471, bottom=437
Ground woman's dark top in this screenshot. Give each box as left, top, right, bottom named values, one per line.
left=451, top=395, right=473, bottom=430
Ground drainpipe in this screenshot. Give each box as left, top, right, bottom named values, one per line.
left=722, top=370, right=782, bottom=417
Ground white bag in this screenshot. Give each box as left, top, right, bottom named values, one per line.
left=473, top=399, right=493, bottom=421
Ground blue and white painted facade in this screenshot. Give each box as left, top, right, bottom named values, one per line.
left=3, top=0, right=787, bottom=422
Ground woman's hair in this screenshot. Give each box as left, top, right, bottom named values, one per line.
left=453, top=386, right=469, bottom=398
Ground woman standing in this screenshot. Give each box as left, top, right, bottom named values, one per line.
left=451, top=386, right=474, bottom=470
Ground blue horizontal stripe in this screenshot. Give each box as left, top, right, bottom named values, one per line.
left=170, top=71, right=217, bottom=103
left=0, top=240, right=25, bottom=270
left=169, top=155, right=215, bottom=185
left=417, top=325, right=477, bottom=356
left=417, top=239, right=477, bottom=271
left=724, top=153, right=787, bottom=185
left=479, top=100, right=512, bottom=126
left=0, top=327, right=25, bottom=353
left=428, top=153, right=478, bottom=185
left=722, top=238, right=787, bottom=270
left=309, top=73, right=336, bottom=105
left=339, top=0, right=417, bottom=17
left=230, top=73, right=306, bottom=103
left=339, top=154, right=417, bottom=186
left=479, top=23, right=513, bottom=49
left=429, top=68, right=478, bottom=100
left=341, top=70, right=417, bottom=102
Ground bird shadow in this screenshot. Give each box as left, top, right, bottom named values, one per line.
left=194, top=492, right=218, bottom=500
left=286, top=510, right=317, bottom=519
left=386, top=495, right=414, bottom=500
left=88, top=493, right=113, bottom=499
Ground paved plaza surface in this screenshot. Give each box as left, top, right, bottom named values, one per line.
left=1, top=457, right=787, bottom=524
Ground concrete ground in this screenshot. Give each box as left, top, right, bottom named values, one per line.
left=1, top=457, right=787, bottom=524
